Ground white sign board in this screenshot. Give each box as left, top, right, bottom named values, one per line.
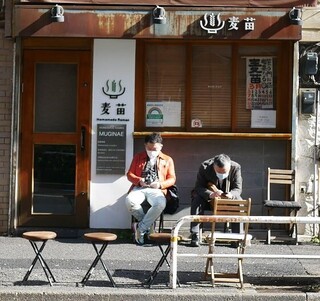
left=146, top=101, right=181, bottom=127
left=251, top=110, right=276, bottom=128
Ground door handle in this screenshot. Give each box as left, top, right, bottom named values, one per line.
left=81, top=126, right=85, bottom=151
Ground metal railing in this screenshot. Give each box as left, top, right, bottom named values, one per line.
left=169, top=215, right=320, bottom=288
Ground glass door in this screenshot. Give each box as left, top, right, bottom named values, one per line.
left=19, top=49, right=91, bottom=227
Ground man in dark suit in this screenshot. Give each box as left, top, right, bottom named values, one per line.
left=190, top=154, right=243, bottom=247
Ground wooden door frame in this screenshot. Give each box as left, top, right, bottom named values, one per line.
left=18, top=46, right=92, bottom=228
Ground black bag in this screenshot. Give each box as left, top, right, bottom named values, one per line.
left=164, top=185, right=179, bottom=214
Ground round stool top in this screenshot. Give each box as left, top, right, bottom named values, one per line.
left=149, top=232, right=180, bottom=243
left=22, top=231, right=57, bottom=241
left=84, top=232, right=117, bottom=242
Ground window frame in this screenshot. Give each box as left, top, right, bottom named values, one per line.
left=135, top=40, right=293, bottom=134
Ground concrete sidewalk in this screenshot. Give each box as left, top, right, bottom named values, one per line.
left=1, top=234, right=320, bottom=300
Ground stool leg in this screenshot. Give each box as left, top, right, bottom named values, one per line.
left=81, top=242, right=116, bottom=287
left=158, top=213, right=164, bottom=233
left=158, top=244, right=170, bottom=267
left=23, top=240, right=56, bottom=286
left=146, top=244, right=170, bottom=287
left=145, top=244, right=181, bottom=288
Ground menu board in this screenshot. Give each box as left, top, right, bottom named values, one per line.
left=96, top=124, right=126, bottom=174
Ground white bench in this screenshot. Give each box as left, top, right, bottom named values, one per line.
left=169, top=215, right=320, bottom=289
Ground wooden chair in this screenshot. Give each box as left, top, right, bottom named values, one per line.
left=264, top=168, right=301, bottom=245
left=205, top=198, right=252, bottom=288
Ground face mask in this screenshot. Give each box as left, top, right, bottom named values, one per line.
left=146, top=150, right=160, bottom=160
left=216, top=172, right=229, bottom=180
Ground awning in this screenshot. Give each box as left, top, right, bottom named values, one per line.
left=13, top=6, right=302, bottom=39
left=16, top=0, right=317, bottom=8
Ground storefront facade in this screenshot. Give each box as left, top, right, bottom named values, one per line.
left=0, top=0, right=318, bottom=235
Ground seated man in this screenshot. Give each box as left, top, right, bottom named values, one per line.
left=190, top=154, right=243, bottom=247
left=125, top=132, right=176, bottom=245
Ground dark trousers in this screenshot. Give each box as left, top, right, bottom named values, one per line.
left=190, top=191, right=240, bottom=235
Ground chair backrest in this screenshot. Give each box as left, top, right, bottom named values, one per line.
left=267, top=168, right=295, bottom=201
left=211, top=198, right=251, bottom=240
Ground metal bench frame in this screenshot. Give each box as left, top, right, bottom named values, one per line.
left=169, top=215, right=320, bottom=289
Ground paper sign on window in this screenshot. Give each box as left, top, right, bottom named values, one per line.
left=251, top=110, right=276, bottom=128
left=146, top=101, right=181, bottom=127
left=246, top=57, right=274, bottom=110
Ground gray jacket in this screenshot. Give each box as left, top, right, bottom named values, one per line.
left=194, top=158, right=242, bottom=201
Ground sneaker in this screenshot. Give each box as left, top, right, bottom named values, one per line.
left=190, top=233, right=200, bottom=247
left=134, top=223, right=145, bottom=245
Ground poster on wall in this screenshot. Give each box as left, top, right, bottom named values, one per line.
left=146, top=101, right=181, bottom=127
left=246, top=57, right=274, bottom=110
left=96, top=124, right=126, bottom=174
left=251, top=110, right=276, bottom=128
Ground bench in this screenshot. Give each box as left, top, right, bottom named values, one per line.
left=169, top=215, right=320, bottom=289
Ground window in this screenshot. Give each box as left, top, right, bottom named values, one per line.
left=135, top=40, right=291, bottom=133
left=144, top=44, right=186, bottom=128
left=192, top=45, right=232, bottom=129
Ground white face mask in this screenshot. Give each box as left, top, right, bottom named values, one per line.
left=146, top=150, right=160, bottom=160
left=216, top=172, right=229, bottom=180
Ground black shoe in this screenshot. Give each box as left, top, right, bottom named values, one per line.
left=230, top=241, right=239, bottom=248
left=190, top=233, right=199, bottom=247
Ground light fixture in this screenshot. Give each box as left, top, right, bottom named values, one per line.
left=51, top=4, right=64, bottom=23
left=153, top=5, right=166, bottom=24
left=289, top=7, right=302, bottom=26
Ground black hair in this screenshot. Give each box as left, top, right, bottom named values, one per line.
left=144, top=132, right=163, bottom=144
left=213, top=154, right=231, bottom=168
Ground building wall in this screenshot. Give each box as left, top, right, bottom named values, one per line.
left=1, top=3, right=318, bottom=234
left=298, top=5, right=320, bottom=236
left=89, top=39, right=135, bottom=229
left=133, top=137, right=289, bottom=231
left=0, top=29, right=13, bottom=235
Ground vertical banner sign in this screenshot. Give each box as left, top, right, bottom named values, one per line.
left=246, top=57, right=274, bottom=110
left=96, top=124, right=126, bottom=174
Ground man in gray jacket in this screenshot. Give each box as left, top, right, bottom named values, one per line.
left=190, top=154, right=243, bottom=247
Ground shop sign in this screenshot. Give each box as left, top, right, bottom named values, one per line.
left=96, top=124, right=126, bottom=174
left=97, top=79, right=130, bottom=122
left=200, top=13, right=256, bottom=34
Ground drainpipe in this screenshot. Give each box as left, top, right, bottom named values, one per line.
left=8, top=39, right=21, bottom=236
left=314, top=89, right=319, bottom=236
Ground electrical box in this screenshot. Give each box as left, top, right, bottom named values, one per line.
left=299, top=88, right=317, bottom=114
left=304, top=52, right=318, bottom=75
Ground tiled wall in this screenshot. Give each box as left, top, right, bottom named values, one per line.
left=0, top=29, right=13, bottom=235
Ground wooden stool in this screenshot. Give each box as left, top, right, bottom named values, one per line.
left=22, top=231, right=57, bottom=286
left=81, top=232, right=117, bottom=287
left=146, top=232, right=180, bottom=287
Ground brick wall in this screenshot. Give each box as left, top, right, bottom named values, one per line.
left=0, top=29, right=13, bottom=235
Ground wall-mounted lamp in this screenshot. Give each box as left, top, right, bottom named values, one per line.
left=51, top=4, right=64, bottom=23
left=153, top=5, right=166, bottom=24
left=289, top=7, right=302, bottom=25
